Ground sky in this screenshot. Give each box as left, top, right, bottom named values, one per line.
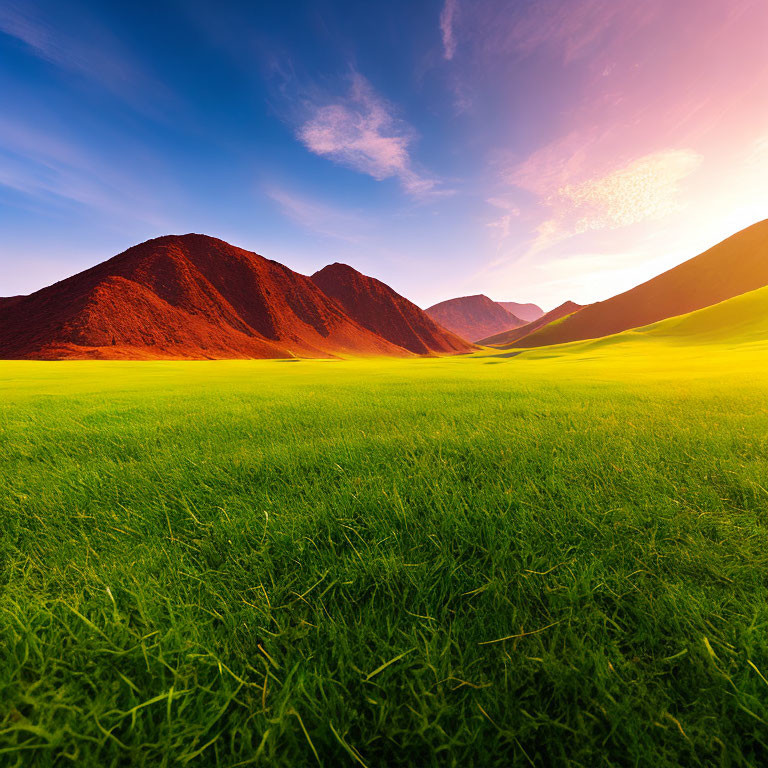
left=1, top=0, right=768, bottom=310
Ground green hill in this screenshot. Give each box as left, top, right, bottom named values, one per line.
left=637, top=282, right=768, bottom=343
left=500, top=284, right=768, bottom=376
left=514, top=220, right=768, bottom=348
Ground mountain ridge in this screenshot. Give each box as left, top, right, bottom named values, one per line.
left=311, top=263, right=473, bottom=355
left=0, top=234, right=468, bottom=360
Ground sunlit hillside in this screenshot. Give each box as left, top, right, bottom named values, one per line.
left=491, top=283, right=768, bottom=380
left=513, top=220, right=768, bottom=348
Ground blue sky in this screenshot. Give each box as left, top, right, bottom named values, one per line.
left=2, top=0, right=767, bottom=309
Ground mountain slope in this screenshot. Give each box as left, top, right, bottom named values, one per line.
left=479, top=301, right=583, bottom=346
left=515, top=220, right=768, bottom=348
left=311, top=263, right=473, bottom=355
left=535, top=284, right=768, bottom=359
left=498, top=302, right=543, bottom=322
left=0, top=234, right=411, bottom=360
left=425, top=295, right=525, bottom=342
left=637, top=282, right=768, bottom=344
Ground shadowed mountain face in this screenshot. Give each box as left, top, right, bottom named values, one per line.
left=498, top=302, right=543, bottom=322
left=514, top=220, right=768, bottom=348
left=0, top=235, right=436, bottom=360
left=425, top=294, right=525, bottom=342
left=311, top=263, right=473, bottom=355
left=479, top=301, right=583, bottom=346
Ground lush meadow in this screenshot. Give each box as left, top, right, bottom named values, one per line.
left=1, top=341, right=767, bottom=766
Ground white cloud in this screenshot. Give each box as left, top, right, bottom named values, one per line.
left=440, top=0, right=459, bottom=60
left=297, top=73, right=443, bottom=197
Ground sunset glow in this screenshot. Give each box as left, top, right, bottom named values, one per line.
left=2, top=0, right=767, bottom=308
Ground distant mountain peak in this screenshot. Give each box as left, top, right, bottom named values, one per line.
left=497, top=301, right=544, bottom=322
left=425, top=294, right=525, bottom=342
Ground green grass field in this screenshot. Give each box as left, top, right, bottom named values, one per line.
left=2, top=336, right=768, bottom=765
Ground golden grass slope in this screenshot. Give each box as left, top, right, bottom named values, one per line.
left=492, top=283, right=768, bottom=383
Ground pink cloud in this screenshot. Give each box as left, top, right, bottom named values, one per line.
left=485, top=197, right=520, bottom=245
left=508, top=146, right=703, bottom=254
left=508, top=131, right=602, bottom=198
left=440, top=0, right=459, bottom=61
left=464, top=0, right=657, bottom=65
left=558, top=150, right=703, bottom=231
left=297, top=73, right=443, bottom=197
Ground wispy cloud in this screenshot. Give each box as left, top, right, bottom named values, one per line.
left=297, top=72, right=445, bottom=197
left=501, top=0, right=632, bottom=63
left=0, top=1, right=174, bottom=117
left=558, top=150, right=703, bottom=232
left=0, top=117, right=171, bottom=228
left=486, top=197, right=520, bottom=244
left=507, top=131, right=599, bottom=198
left=467, top=0, right=656, bottom=64
left=0, top=1, right=79, bottom=70
left=507, top=145, right=703, bottom=254
left=265, top=187, right=368, bottom=243
left=440, top=0, right=459, bottom=60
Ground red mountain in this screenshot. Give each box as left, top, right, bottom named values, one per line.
left=479, top=301, right=583, bottom=346
left=311, top=263, right=473, bottom=355
left=514, top=220, right=768, bottom=348
left=0, top=234, right=422, bottom=360
left=497, top=301, right=543, bottom=322
left=425, top=294, right=525, bottom=342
